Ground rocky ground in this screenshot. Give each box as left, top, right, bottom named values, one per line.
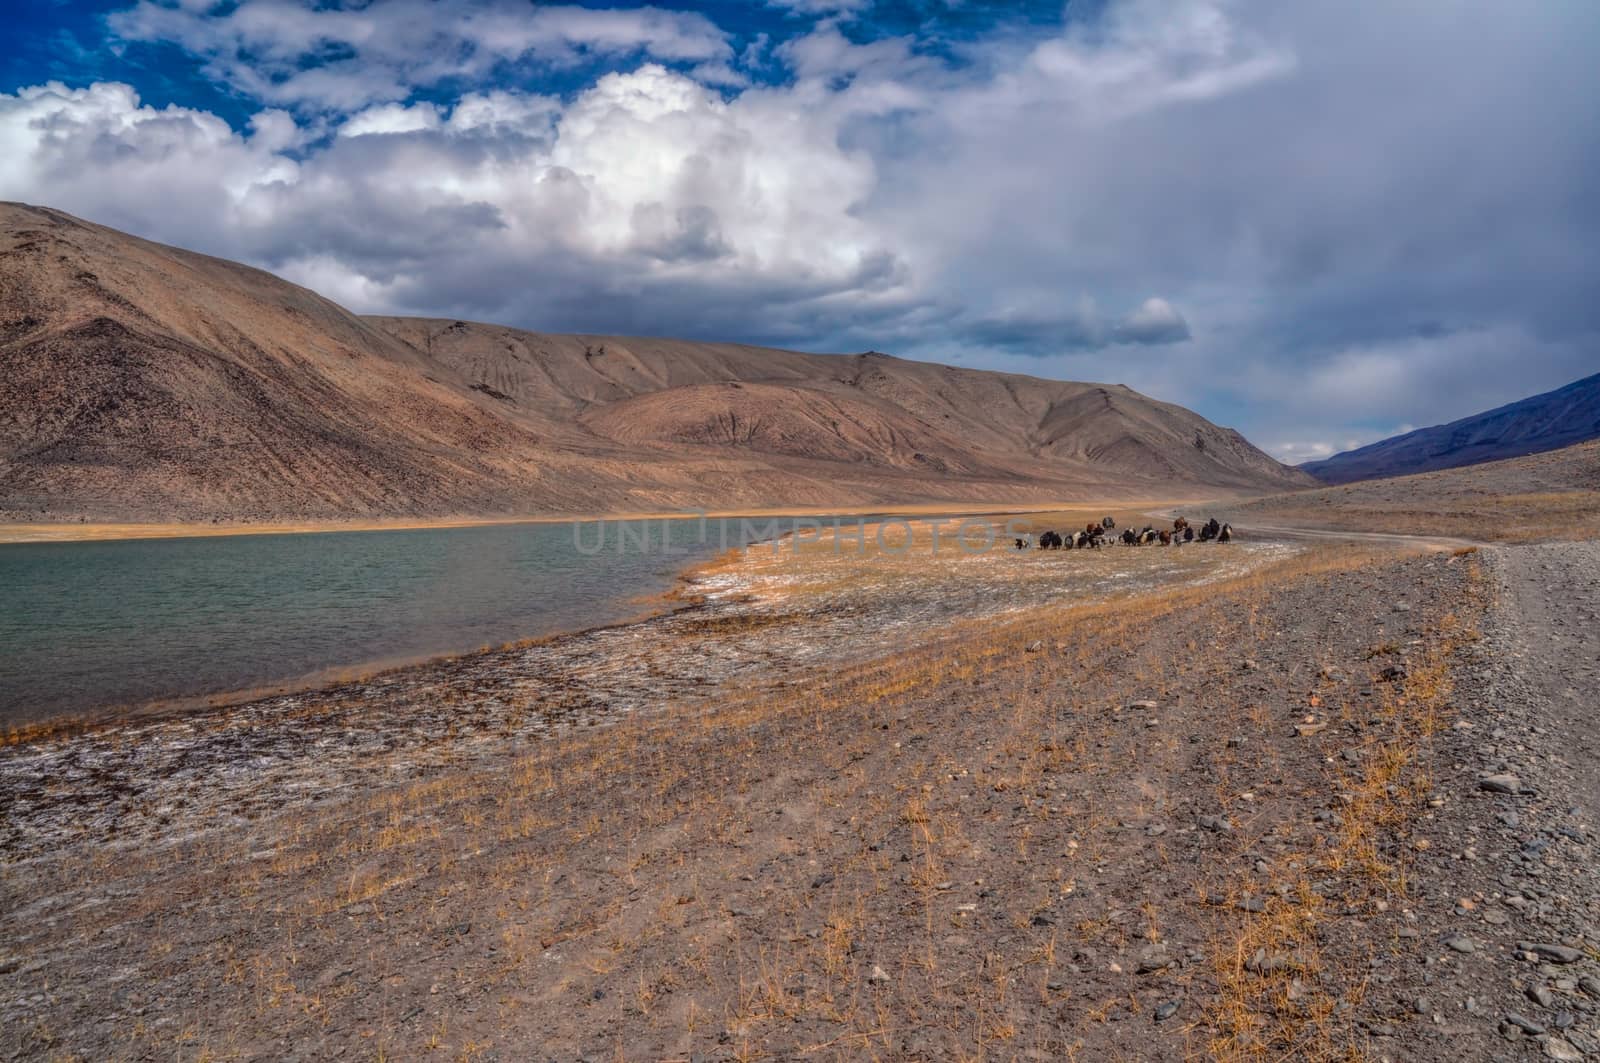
left=1387, top=539, right=1600, bottom=1061
left=1, top=531, right=1597, bottom=1061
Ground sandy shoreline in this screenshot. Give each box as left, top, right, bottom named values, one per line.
left=0, top=497, right=1222, bottom=544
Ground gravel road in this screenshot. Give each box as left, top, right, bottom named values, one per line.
left=1394, top=540, right=1600, bottom=1062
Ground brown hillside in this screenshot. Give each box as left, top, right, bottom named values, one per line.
left=0, top=203, right=1311, bottom=521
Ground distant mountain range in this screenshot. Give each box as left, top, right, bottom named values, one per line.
left=0, top=203, right=1310, bottom=523
left=1303, top=371, right=1600, bottom=485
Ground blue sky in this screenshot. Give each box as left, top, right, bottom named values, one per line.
left=3, top=0, right=1597, bottom=461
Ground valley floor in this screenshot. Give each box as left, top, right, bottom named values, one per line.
left=2, top=520, right=1598, bottom=1061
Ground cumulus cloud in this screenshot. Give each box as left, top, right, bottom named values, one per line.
left=1114, top=298, right=1191, bottom=345
left=1, top=64, right=909, bottom=334
left=337, top=102, right=442, bottom=137
left=0, top=81, right=298, bottom=253
left=3, top=0, right=1597, bottom=458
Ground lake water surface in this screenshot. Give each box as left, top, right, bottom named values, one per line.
left=0, top=515, right=830, bottom=724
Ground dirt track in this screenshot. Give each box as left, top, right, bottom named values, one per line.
left=1405, top=540, right=1600, bottom=1060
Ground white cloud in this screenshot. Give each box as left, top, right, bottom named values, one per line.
left=0, top=65, right=904, bottom=328
left=109, top=0, right=734, bottom=110
left=1115, top=297, right=1190, bottom=344
left=338, top=101, right=442, bottom=137
left=444, top=90, right=561, bottom=137
left=0, top=81, right=297, bottom=251
left=1019, top=0, right=1295, bottom=122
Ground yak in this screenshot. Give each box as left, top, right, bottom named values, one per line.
left=1038, top=530, right=1063, bottom=550
left=1198, top=517, right=1222, bottom=542
left=1121, top=528, right=1138, bottom=545
left=1183, top=526, right=1194, bottom=543
left=1102, top=516, right=1116, bottom=530
left=1217, top=523, right=1233, bottom=543
left=1159, top=530, right=1172, bottom=545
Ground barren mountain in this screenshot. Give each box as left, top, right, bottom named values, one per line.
left=0, top=203, right=1310, bottom=522
left=1230, top=438, right=1600, bottom=542
left=1302, top=370, right=1600, bottom=484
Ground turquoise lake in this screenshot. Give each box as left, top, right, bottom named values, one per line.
left=0, top=514, right=837, bottom=724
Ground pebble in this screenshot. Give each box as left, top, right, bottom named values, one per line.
left=1527, top=984, right=1555, bottom=1008
left=1153, top=1000, right=1180, bottom=1022
left=1544, top=1037, right=1583, bottom=1061
left=1444, top=936, right=1476, bottom=954
left=1136, top=945, right=1171, bottom=974
left=1478, top=774, right=1522, bottom=795
left=867, top=965, right=890, bottom=985
left=1527, top=944, right=1584, bottom=964
left=1245, top=949, right=1293, bottom=974
left=1198, top=814, right=1230, bottom=833
left=1504, top=1012, right=1546, bottom=1035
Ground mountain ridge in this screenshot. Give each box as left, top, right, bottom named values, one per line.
left=0, top=202, right=1312, bottom=521
left=1302, top=371, right=1600, bottom=484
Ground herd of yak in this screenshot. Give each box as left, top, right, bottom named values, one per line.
left=1018, top=515, right=1232, bottom=551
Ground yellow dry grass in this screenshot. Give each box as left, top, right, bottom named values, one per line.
left=1202, top=558, right=1482, bottom=1062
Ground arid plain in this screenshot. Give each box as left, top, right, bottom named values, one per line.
left=5, top=441, right=1600, bottom=1061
